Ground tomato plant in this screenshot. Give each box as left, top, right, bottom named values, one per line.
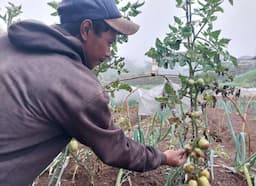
left=146, top=0, right=237, bottom=184
left=0, top=2, right=22, bottom=28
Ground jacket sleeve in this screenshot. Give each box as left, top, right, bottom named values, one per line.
left=42, top=71, right=166, bottom=172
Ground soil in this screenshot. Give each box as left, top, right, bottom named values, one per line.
left=35, top=104, right=256, bottom=186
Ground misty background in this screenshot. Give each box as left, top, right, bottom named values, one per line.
left=0, top=0, right=256, bottom=69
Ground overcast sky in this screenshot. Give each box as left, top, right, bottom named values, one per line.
left=0, top=0, right=255, bottom=66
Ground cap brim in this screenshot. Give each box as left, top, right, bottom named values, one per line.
left=104, top=17, right=139, bottom=35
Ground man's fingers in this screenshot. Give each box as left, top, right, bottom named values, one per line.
left=164, top=149, right=189, bottom=166
left=179, top=154, right=188, bottom=164
left=177, top=149, right=186, bottom=155
left=178, top=149, right=188, bottom=158
left=178, top=149, right=188, bottom=165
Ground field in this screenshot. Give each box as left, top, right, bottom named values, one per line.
left=34, top=96, right=256, bottom=186
left=32, top=59, right=256, bottom=185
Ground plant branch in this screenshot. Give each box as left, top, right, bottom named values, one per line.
left=105, top=74, right=176, bottom=87
left=70, top=152, right=95, bottom=185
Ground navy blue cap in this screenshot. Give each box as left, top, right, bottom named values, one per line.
left=57, top=0, right=139, bottom=35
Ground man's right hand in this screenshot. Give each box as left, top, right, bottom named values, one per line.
left=163, top=149, right=188, bottom=167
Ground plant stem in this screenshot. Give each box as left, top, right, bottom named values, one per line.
left=70, top=152, right=94, bottom=185
left=243, top=164, right=253, bottom=186
left=115, top=169, right=124, bottom=186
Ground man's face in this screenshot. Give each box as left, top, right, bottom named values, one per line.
left=82, top=26, right=117, bottom=69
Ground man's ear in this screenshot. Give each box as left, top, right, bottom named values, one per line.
left=80, top=19, right=93, bottom=41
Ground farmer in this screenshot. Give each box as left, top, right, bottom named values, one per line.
left=0, top=0, right=188, bottom=185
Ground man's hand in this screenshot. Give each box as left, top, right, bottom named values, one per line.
left=163, top=149, right=188, bottom=167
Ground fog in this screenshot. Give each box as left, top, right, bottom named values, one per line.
left=1, top=0, right=255, bottom=67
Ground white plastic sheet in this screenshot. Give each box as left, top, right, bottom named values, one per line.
left=137, top=84, right=164, bottom=115
left=240, top=88, right=256, bottom=97
left=110, top=82, right=190, bottom=116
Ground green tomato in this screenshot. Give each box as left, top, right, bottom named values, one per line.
left=191, top=111, right=200, bottom=118
left=198, top=138, right=210, bottom=150
left=196, top=78, right=205, bottom=86
left=198, top=176, right=210, bottom=186
left=188, top=79, right=195, bottom=86
left=69, top=139, right=78, bottom=152
left=200, top=169, right=210, bottom=179
left=183, top=164, right=195, bottom=173
left=194, top=147, right=205, bottom=158
left=188, top=180, right=198, bottom=186
left=204, top=94, right=212, bottom=101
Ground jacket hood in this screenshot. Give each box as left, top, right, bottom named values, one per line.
left=8, top=20, right=85, bottom=64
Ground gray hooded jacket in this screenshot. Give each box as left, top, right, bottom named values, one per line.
left=0, top=20, right=166, bottom=186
